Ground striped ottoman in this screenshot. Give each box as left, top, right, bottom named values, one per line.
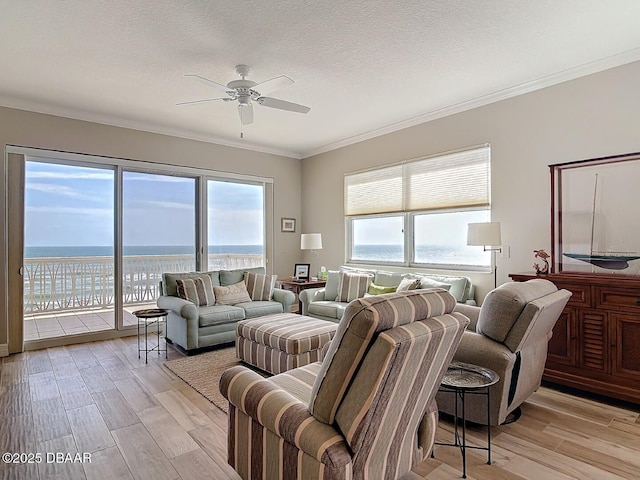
left=236, top=313, right=337, bottom=375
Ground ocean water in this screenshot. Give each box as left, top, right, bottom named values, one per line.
left=24, top=245, right=263, bottom=258
left=353, top=244, right=487, bottom=266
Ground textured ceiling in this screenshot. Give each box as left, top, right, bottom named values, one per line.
left=1, top=1, right=640, bottom=158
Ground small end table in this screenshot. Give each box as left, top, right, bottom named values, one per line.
left=134, top=308, right=169, bottom=363
left=278, top=278, right=326, bottom=313
left=433, top=362, right=499, bottom=478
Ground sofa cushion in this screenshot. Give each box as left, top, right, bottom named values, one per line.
left=236, top=300, right=284, bottom=318
left=477, top=279, right=558, bottom=343
left=176, top=276, right=216, bottom=306
left=324, top=270, right=341, bottom=301
left=220, top=267, right=265, bottom=286
left=198, top=304, right=246, bottom=327
left=418, top=277, right=452, bottom=292
left=396, top=277, right=420, bottom=292
left=214, top=281, right=252, bottom=305
left=373, top=270, right=405, bottom=287
left=336, top=271, right=373, bottom=302
left=162, top=271, right=220, bottom=297
left=308, top=301, right=349, bottom=320
left=367, top=283, right=397, bottom=295
left=412, top=274, right=468, bottom=302
left=244, top=272, right=276, bottom=301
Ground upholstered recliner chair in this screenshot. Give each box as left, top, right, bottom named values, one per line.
left=436, top=278, right=571, bottom=425
left=220, top=289, right=469, bottom=480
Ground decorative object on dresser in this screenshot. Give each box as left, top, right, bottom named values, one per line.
left=510, top=272, right=640, bottom=404
left=551, top=152, right=640, bottom=275
left=533, top=249, right=550, bottom=274
left=467, top=222, right=502, bottom=288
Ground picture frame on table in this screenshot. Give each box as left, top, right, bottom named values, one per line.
left=281, top=217, right=296, bottom=232
left=294, top=263, right=310, bottom=281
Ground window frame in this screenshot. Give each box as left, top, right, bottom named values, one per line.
left=345, top=144, right=492, bottom=272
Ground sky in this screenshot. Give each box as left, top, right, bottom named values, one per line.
left=24, top=160, right=264, bottom=247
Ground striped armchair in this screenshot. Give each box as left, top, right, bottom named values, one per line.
left=220, top=289, right=469, bottom=480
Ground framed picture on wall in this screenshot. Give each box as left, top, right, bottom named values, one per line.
left=281, top=217, right=296, bottom=232
left=294, top=263, right=310, bottom=280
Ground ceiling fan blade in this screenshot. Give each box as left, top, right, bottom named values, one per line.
left=184, top=74, right=232, bottom=93
left=239, top=104, right=254, bottom=125
left=176, top=97, right=227, bottom=106
left=252, top=75, right=294, bottom=95
left=257, top=97, right=310, bottom=114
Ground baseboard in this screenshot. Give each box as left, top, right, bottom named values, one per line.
left=0, top=343, right=8, bottom=357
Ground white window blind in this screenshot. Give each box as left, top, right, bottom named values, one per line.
left=345, top=145, right=490, bottom=215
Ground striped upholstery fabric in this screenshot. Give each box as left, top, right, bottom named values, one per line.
left=175, top=276, right=215, bottom=306
left=310, top=288, right=456, bottom=424
left=244, top=272, right=277, bottom=301
left=236, top=313, right=337, bottom=375
left=220, top=289, right=468, bottom=480
left=335, top=271, right=372, bottom=302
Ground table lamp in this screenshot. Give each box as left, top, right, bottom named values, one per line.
left=301, top=233, right=322, bottom=280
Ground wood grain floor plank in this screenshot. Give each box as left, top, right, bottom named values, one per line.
left=154, top=390, right=213, bottom=432
left=91, top=389, right=140, bottom=431
left=37, top=434, right=87, bottom=480
left=79, top=365, right=116, bottom=394
left=27, top=350, right=53, bottom=375
left=112, top=423, right=180, bottom=480
left=132, top=363, right=180, bottom=394
left=28, top=371, right=60, bottom=402
left=171, top=448, right=236, bottom=480
left=31, top=397, right=72, bottom=443
left=66, top=404, right=115, bottom=453
left=113, top=376, right=159, bottom=413
left=82, top=446, right=133, bottom=480
left=57, top=375, right=94, bottom=410
left=137, top=405, right=200, bottom=458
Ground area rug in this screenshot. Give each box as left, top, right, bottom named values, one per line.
left=164, top=346, right=241, bottom=413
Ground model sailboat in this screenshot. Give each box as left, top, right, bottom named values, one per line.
left=564, top=173, right=640, bottom=270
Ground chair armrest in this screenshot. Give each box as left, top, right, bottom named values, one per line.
left=299, top=288, right=327, bottom=315
left=454, top=332, right=516, bottom=382
left=220, top=366, right=350, bottom=468
left=157, top=295, right=198, bottom=320
left=272, top=288, right=296, bottom=311
left=453, top=304, right=480, bottom=332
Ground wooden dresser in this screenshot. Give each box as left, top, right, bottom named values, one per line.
left=510, top=272, right=640, bottom=404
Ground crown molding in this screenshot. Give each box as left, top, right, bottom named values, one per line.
left=0, top=100, right=302, bottom=159
left=300, top=48, right=640, bottom=159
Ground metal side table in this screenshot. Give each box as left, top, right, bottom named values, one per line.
left=134, top=308, right=169, bottom=363
left=433, top=362, right=499, bottom=478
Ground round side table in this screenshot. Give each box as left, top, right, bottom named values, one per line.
left=133, top=308, right=170, bottom=364
left=433, top=361, right=499, bottom=478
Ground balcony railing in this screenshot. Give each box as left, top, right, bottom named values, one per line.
left=24, top=254, right=263, bottom=314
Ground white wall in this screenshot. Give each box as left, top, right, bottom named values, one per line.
left=0, top=106, right=302, bottom=346
left=300, top=61, right=640, bottom=303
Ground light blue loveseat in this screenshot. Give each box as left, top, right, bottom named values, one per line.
left=157, top=267, right=295, bottom=353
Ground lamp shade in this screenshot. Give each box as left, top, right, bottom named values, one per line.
left=301, top=233, right=323, bottom=250
left=467, top=222, right=501, bottom=246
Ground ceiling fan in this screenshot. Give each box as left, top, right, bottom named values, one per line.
left=178, top=65, right=310, bottom=137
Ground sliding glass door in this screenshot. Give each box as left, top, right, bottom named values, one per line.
left=207, top=180, right=264, bottom=270
left=122, top=172, right=197, bottom=326
left=23, top=160, right=115, bottom=340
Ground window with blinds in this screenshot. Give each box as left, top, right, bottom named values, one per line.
left=345, top=145, right=492, bottom=269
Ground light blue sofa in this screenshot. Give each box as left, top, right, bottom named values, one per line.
left=157, top=267, right=295, bottom=353
left=299, top=266, right=475, bottom=322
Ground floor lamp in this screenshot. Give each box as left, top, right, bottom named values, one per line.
left=301, top=233, right=323, bottom=280
left=467, top=222, right=502, bottom=289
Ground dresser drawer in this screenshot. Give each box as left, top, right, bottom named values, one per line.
left=595, top=286, right=640, bottom=313
left=555, top=282, right=592, bottom=308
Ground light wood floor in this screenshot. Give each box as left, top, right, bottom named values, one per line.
left=1, top=337, right=639, bottom=480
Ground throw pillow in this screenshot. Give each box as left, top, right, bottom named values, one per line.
left=244, top=272, right=277, bottom=301
left=418, top=277, right=452, bottom=291
left=396, top=277, right=420, bottom=292
left=176, top=276, right=216, bottom=306
left=335, top=271, right=372, bottom=302
left=214, top=281, right=252, bottom=305
left=367, top=283, right=397, bottom=295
